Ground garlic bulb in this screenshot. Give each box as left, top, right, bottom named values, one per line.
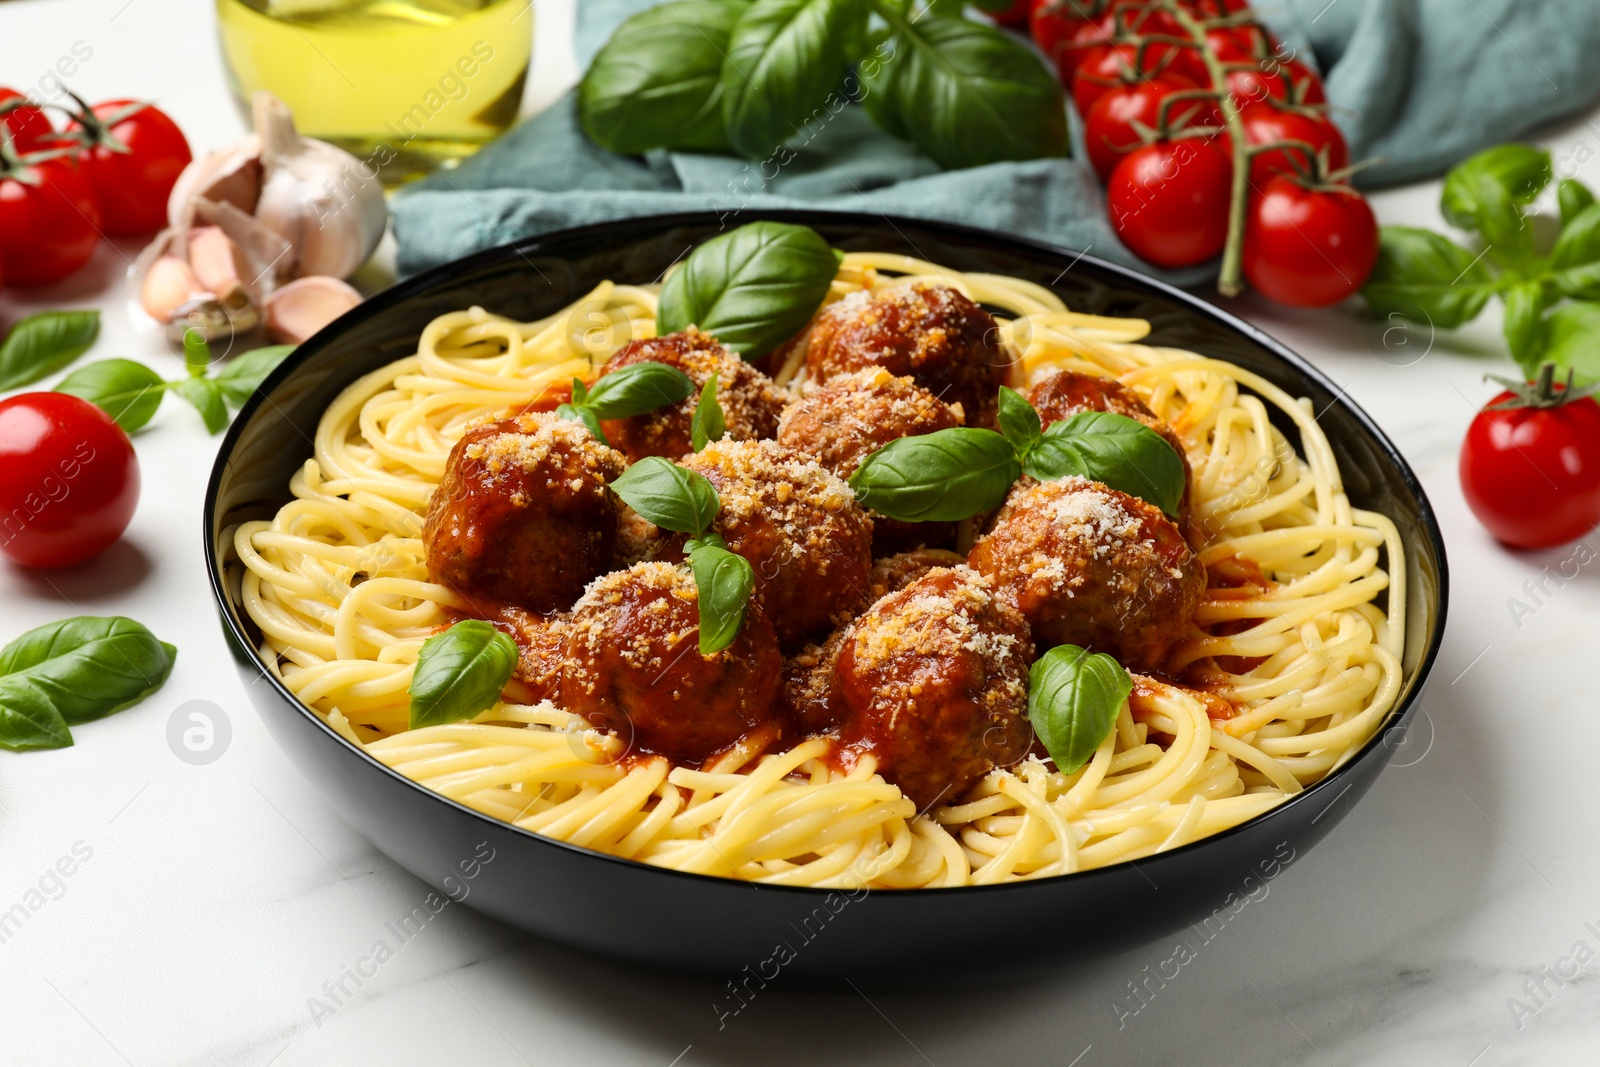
left=166, top=134, right=262, bottom=226
left=253, top=92, right=387, bottom=281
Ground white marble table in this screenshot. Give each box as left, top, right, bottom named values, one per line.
left=2, top=1, right=1598, bottom=1063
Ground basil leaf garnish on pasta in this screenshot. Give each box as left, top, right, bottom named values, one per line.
left=1024, top=412, right=1186, bottom=518
left=1027, top=643, right=1132, bottom=776
left=848, top=427, right=1021, bottom=522
left=0, top=616, right=177, bottom=751
left=611, top=456, right=721, bottom=537
left=556, top=361, right=694, bottom=446
left=690, top=373, right=727, bottom=452
left=657, top=221, right=842, bottom=359
left=686, top=535, right=754, bottom=654
left=996, top=385, right=1042, bottom=459
left=408, top=621, right=517, bottom=730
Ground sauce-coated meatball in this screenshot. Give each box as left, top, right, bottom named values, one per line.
left=778, top=367, right=965, bottom=552
left=424, top=412, right=624, bottom=612
left=833, top=566, right=1033, bottom=808
left=781, top=629, right=846, bottom=737
left=804, top=284, right=1014, bottom=427
left=560, top=562, right=783, bottom=765
left=1027, top=369, right=1192, bottom=514
left=867, top=548, right=966, bottom=601
left=599, top=327, right=789, bottom=462
left=967, top=477, right=1204, bottom=670
left=499, top=607, right=570, bottom=704
left=678, top=440, right=873, bottom=651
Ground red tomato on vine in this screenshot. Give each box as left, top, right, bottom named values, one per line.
left=1238, top=100, right=1348, bottom=186
left=1108, top=138, right=1234, bottom=268
left=1084, top=78, right=1218, bottom=181
left=1242, top=175, right=1378, bottom=306
left=60, top=98, right=191, bottom=236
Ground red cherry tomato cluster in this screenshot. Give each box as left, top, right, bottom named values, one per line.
left=0, top=87, right=191, bottom=289
left=1028, top=0, right=1379, bottom=307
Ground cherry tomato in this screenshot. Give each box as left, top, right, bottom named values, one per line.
left=1108, top=138, right=1233, bottom=267
left=0, top=88, right=52, bottom=152
left=1084, top=77, right=1217, bottom=182
left=1071, top=43, right=1200, bottom=116
left=0, top=155, right=102, bottom=286
left=0, top=393, right=140, bottom=569
left=65, top=100, right=191, bottom=236
left=1206, top=24, right=1274, bottom=61
left=1242, top=175, right=1377, bottom=307
left=1032, top=1, right=1179, bottom=82
left=1238, top=100, right=1348, bottom=186
left=1278, top=57, right=1326, bottom=104
left=1460, top=374, right=1600, bottom=549
left=1180, top=0, right=1251, bottom=14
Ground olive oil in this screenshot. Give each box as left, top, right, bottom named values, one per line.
left=216, top=0, right=532, bottom=184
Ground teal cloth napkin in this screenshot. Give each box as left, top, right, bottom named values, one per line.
left=394, top=0, right=1600, bottom=281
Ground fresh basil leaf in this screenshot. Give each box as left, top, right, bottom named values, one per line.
left=0, top=310, right=100, bottom=391
left=1027, top=643, right=1131, bottom=776
left=1548, top=202, right=1600, bottom=301
left=54, top=359, right=167, bottom=432
left=996, top=386, right=1041, bottom=459
left=858, top=27, right=910, bottom=140
left=687, top=541, right=755, bottom=654
left=579, top=0, right=746, bottom=154
left=1539, top=302, right=1600, bottom=386
left=584, top=360, right=695, bottom=420
left=848, top=427, right=1020, bottom=522
left=1439, top=144, right=1549, bottom=269
left=556, top=402, right=610, bottom=445
left=721, top=0, right=863, bottom=159
left=214, top=345, right=296, bottom=408
left=657, top=221, right=842, bottom=358
left=1559, top=178, right=1596, bottom=228
left=1027, top=412, right=1186, bottom=518
left=174, top=377, right=229, bottom=434
left=408, top=620, right=518, bottom=730
left=1502, top=281, right=1553, bottom=373
left=690, top=373, right=727, bottom=452
left=611, top=455, right=721, bottom=536
left=570, top=378, right=591, bottom=407
left=0, top=616, right=177, bottom=750
left=871, top=10, right=1068, bottom=170
left=1361, top=226, right=1496, bottom=329
left=183, top=329, right=212, bottom=378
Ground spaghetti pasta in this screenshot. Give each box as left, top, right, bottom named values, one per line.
left=228, top=251, right=1404, bottom=889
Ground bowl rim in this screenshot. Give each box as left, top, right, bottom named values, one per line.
left=203, top=208, right=1450, bottom=899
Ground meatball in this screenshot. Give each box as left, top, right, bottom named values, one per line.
left=560, top=562, right=783, bottom=765
left=833, top=566, right=1034, bottom=809
left=677, top=439, right=873, bottom=651
left=424, top=411, right=625, bottom=612
left=777, top=367, right=965, bottom=552
left=867, top=548, right=966, bottom=601
left=781, top=629, right=846, bottom=737
left=499, top=608, right=570, bottom=704
left=967, top=477, right=1205, bottom=670
left=804, top=283, right=1014, bottom=428
left=1027, top=369, right=1192, bottom=515
left=598, top=327, right=789, bottom=462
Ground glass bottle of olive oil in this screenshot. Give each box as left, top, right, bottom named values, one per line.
left=215, top=0, right=532, bottom=184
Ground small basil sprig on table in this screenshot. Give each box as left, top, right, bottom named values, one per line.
left=611, top=457, right=755, bottom=653
left=1362, top=143, right=1600, bottom=381
left=0, top=616, right=177, bottom=751
left=690, top=373, right=727, bottom=452
left=55, top=335, right=296, bottom=433
left=408, top=620, right=519, bottom=730
left=1027, top=644, right=1133, bottom=776
left=0, top=310, right=100, bottom=391
left=555, top=360, right=696, bottom=445
left=850, top=386, right=1187, bottom=521
left=658, top=221, right=842, bottom=359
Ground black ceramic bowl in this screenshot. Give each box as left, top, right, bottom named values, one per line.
left=205, top=211, right=1447, bottom=981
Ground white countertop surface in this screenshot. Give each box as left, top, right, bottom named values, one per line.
left=3, top=1, right=1599, bottom=1064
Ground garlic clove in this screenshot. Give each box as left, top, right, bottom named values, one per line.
left=192, top=198, right=292, bottom=303
left=166, top=285, right=262, bottom=347
left=263, top=276, right=362, bottom=344
left=188, top=226, right=248, bottom=296
left=142, top=255, right=205, bottom=322
left=167, top=134, right=263, bottom=229
left=252, top=91, right=388, bottom=281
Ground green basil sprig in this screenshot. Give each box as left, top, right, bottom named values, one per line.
left=0, top=616, right=177, bottom=751
left=658, top=221, right=842, bottom=359
left=408, top=620, right=518, bottom=730
left=579, top=0, right=746, bottom=155
left=611, top=456, right=755, bottom=653
left=556, top=360, right=695, bottom=444
left=578, top=0, right=1067, bottom=171
left=1027, top=643, right=1132, bottom=776
left=690, top=373, right=727, bottom=452
left=0, top=310, right=100, bottom=391
left=55, top=338, right=295, bottom=433
left=849, top=387, right=1187, bottom=521
left=1362, top=143, right=1600, bottom=381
